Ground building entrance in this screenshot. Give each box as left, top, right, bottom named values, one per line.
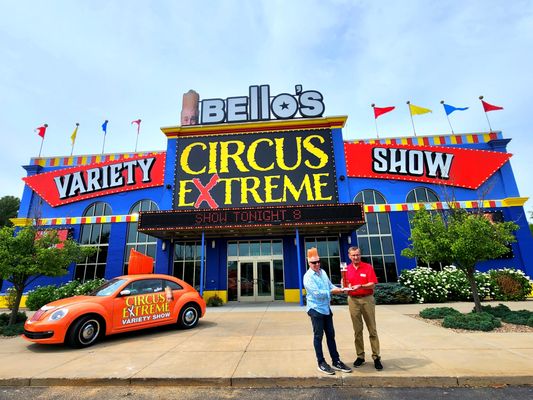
left=237, top=257, right=274, bottom=301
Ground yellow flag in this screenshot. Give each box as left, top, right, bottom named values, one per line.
left=409, top=103, right=432, bottom=116
left=70, top=124, right=79, bottom=145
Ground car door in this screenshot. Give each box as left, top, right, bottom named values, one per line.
left=112, top=278, right=175, bottom=332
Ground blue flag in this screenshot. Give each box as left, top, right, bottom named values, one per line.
left=102, top=120, right=108, bottom=134
left=443, top=104, right=469, bottom=116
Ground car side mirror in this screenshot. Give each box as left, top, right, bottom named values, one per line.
left=120, top=289, right=131, bottom=296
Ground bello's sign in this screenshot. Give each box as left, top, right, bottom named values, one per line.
left=200, top=84, right=325, bottom=124
left=23, top=153, right=165, bottom=207
left=175, top=130, right=337, bottom=209
left=345, top=142, right=511, bottom=189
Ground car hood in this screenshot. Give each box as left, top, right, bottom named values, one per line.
left=44, top=295, right=106, bottom=309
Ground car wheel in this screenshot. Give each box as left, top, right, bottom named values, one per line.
left=178, top=303, right=200, bottom=329
left=67, top=315, right=102, bottom=348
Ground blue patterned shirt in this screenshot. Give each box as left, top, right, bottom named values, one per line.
left=303, top=267, right=335, bottom=315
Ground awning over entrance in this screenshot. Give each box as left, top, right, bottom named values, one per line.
left=138, top=203, right=364, bottom=239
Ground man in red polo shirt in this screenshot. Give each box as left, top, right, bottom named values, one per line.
left=344, top=246, right=383, bottom=370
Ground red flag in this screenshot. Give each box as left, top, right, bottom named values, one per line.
left=131, top=119, right=141, bottom=135
left=481, top=100, right=503, bottom=112
left=35, top=124, right=48, bottom=138
left=373, top=105, right=395, bottom=119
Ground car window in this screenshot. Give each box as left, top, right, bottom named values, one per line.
left=164, top=280, right=182, bottom=290
left=90, top=279, right=127, bottom=296
left=125, top=279, right=165, bottom=295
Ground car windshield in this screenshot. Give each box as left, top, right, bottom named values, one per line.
left=89, top=279, right=128, bottom=296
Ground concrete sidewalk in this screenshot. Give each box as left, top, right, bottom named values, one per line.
left=0, top=301, right=532, bottom=388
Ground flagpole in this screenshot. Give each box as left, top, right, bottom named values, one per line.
left=70, top=122, right=79, bottom=157
left=406, top=101, right=417, bottom=136
left=38, top=123, right=47, bottom=158
left=101, top=120, right=108, bottom=155
left=134, top=119, right=141, bottom=152
left=479, top=96, right=493, bottom=132
left=441, top=101, right=455, bottom=134
left=371, top=104, right=379, bottom=138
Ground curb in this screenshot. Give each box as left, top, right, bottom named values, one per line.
left=1, top=376, right=533, bottom=388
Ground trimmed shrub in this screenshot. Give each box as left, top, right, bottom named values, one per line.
left=489, top=268, right=531, bottom=301
left=442, top=311, right=501, bottom=331
left=374, top=283, right=413, bottom=304
left=25, top=285, right=58, bottom=311
left=420, top=307, right=461, bottom=319
left=206, top=294, right=224, bottom=307
left=501, top=310, right=533, bottom=327
left=26, top=278, right=107, bottom=311
left=0, top=311, right=27, bottom=325
left=477, top=303, right=511, bottom=318
left=0, top=323, right=25, bottom=336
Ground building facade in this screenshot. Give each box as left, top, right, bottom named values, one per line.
left=10, top=85, right=533, bottom=303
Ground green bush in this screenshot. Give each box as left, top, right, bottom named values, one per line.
left=330, top=293, right=347, bottom=305
left=206, top=294, right=224, bottom=307
left=25, top=285, right=58, bottom=311
left=420, top=307, right=461, bottom=319
left=0, top=311, right=27, bottom=325
left=489, top=269, right=531, bottom=301
left=26, top=278, right=107, bottom=311
left=5, top=287, right=18, bottom=310
left=374, top=283, right=413, bottom=304
left=477, top=303, right=511, bottom=318
left=398, top=267, right=448, bottom=303
left=501, top=310, right=533, bottom=327
left=0, top=323, right=25, bottom=336
left=442, top=311, right=501, bottom=331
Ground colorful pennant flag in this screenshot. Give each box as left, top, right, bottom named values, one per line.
left=102, top=120, right=108, bottom=135
left=35, top=124, right=48, bottom=138
left=70, top=123, right=79, bottom=145
left=481, top=99, right=503, bottom=112
left=131, top=119, right=141, bottom=135
left=442, top=103, right=469, bottom=116
left=372, top=104, right=395, bottom=119
left=408, top=103, right=432, bottom=116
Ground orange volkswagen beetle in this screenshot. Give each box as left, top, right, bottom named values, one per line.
left=23, top=274, right=206, bottom=348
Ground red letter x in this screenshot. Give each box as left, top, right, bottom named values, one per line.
left=193, top=174, right=219, bottom=209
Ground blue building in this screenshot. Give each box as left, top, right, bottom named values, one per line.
left=11, top=86, right=533, bottom=303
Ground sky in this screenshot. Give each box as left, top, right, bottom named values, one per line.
left=1, top=0, right=532, bottom=220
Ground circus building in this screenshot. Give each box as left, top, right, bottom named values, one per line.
left=9, top=84, right=533, bottom=304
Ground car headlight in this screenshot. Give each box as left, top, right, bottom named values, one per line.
left=48, top=308, right=69, bottom=321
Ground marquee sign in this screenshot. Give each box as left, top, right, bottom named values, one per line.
left=344, top=142, right=511, bottom=189
left=23, top=153, right=166, bottom=207
left=175, top=129, right=338, bottom=209
left=138, top=203, right=364, bottom=238
left=200, top=84, right=325, bottom=124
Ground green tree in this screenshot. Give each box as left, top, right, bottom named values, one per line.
left=0, top=226, right=96, bottom=326
left=402, top=208, right=518, bottom=313
left=0, top=196, right=20, bottom=227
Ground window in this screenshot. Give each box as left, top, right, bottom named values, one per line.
left=124, top=200, right=159, bottom=274
left=406, top=187, right=441, bottom=271
left=173, top=242, right=206, bottom=290
left=354, top=190, right=397, bottom=283
left=304, top=237, right=341, bottom=285
left=406, top=187, right=439, bottom=203
left=75, top=202, right=112, bottom=282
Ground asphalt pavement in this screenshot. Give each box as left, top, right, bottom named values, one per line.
left=0, top=301, right=532, bottom=388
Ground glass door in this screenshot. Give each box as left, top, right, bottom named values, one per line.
left=238, top=259, right=274, bottom=301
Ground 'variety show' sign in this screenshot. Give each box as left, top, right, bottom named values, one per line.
left=175, top=129, right=338, bottom=209
left=344, top=142, right=511, bottom=189
left=23, top=153, right=166, bottom=207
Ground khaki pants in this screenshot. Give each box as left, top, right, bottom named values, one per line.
left=348, top=295, right=380, bottom=360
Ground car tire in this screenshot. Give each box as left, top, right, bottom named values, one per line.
left=66, top=315, right=103, bottom=348
left=178, top=303, right=200, bottom=329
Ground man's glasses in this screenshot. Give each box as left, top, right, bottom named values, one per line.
left=309, top=260, right=320, bottom=265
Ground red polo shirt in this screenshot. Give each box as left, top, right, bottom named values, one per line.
left=346, top=261, right=378, bottom=297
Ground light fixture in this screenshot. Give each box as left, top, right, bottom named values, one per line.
left=347, top=236, right=352, bottom=245
left=211, top=240, right=215, bottom=249
left=162, top=241, right=166, bottom=251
